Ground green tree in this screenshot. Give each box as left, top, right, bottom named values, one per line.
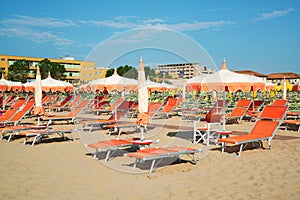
left=105, top=65, right=138, bottom=79
left=105, top=68, right=115, bottom=77
left=37, top=58, right=66, bottom=79
left=8, top=60, right=30, bottom=83
left=145, top=66, right=157, bottom=81
left=118, top=65, right=137, bottom=79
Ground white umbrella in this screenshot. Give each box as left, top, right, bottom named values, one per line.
left=186, top=75, right=207, bottom=92
left=89, top=69, right=138, bottom=92
left=241, top=74, right=266, bottom=92
left=31, top=66, right=45, bottom=125
left=137, top=56, right=149, bottom=140
left=202, top=59, right=253, bottom=130
left=23, top=72, right=74, bottom=93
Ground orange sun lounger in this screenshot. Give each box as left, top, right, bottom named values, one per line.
left=87, top=139, right=139, bottom=161
left=218, top=105, right=288, bottom=156
left=283, top=119, right=300, bottom=132
left=125, top=146, right=202, bottom=173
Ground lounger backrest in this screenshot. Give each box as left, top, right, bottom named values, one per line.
left=236, top=99, right=251, bottom=107
left=0, top=109, right=17, bottom=121
left=272, top=99, right=287, bottom=106
left=10, top=110, right=27, bottom=122
left=230, top=107, right=247, bottom=117
left=259, top=105, right=288, bottom=120
left=250, top=120, right=279, bottom=137
left=77, top=99, right=89, bottom=109
left=96, top=101, right=109, bottom=109
left=11, top=98, right=26, bottom=109
left=148, top=102, right=162, bottom=113
left=0, top=96, right=3, bottom=108
left=21, top=99, right=35, bottom=112
left=108, top=111, right=127, bottom=121
left=205, top=110, right=221, bottom=123
left=68, top=108, right=81, bottom=117
left=68, top=96, right=81, bottom=108
left=117, top=101, right=134, bottom=111
left=211, top=100, right=227, bottom=113
left=56, top=95, right=73, bottom=107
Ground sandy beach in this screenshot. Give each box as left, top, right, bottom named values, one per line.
left=1, top=115, right=300, bottom=200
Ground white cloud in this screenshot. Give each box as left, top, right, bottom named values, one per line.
left=0, top=27, right=75, bottom=46
left=144, top=21, right=234, bottom=31
left=80, top=17, right=233, bottom=32
left=253, top=7, right=294, bottom=21
left=0, top=15, right=76, bottom=28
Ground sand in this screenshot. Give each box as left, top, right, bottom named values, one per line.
left=1, top=115, right=300, bottom=200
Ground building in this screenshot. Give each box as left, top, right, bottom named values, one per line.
left=155, top=62, right=214, bottom=79
left=267, top=72, right=300, bottom=84
left=235, top=70, right=300, bottom=84
left=0, top=54, right=107, bottom=86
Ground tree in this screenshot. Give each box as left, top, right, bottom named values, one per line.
left=118, top=65, right=138, bottom=79
left=105, top=68, right=115, bottom=77
left=37, top=59, right=66, bottom=79
left=8, top=60, right=30, bottom=83
left=145, top=66, right=157, bottom=81
left=105, top=65, right=138, bottom=79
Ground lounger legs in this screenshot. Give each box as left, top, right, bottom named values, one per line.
left=238, top=144, right=244, bottom=157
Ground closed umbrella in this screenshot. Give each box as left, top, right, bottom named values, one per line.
left=137, top=57, right=149, bottom=140
left=31, top=66, right=45, bottom=125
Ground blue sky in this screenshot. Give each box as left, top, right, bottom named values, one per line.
left=0, top=0, right=299, bottom=74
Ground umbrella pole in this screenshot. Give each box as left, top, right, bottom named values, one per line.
left=140, top=126, right=144, bottom=141
left=37, top=115, right=40, bottom=126
left=222, top=91, right=226, bottom=131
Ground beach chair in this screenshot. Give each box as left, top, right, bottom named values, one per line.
left=193, top=110, right=221, bottom=145
left=246, top=100, right=265, bottom=120
left=79, top=101, right=135, bottom=132
left=125, top=146, right=202, bottom=174
left=10, top=98, right=26, bottom=110
left=158, top=97, right=179, bottom=118
left=148, top=102, right=163, bottom=121
left=0, top=109, right=18, bottom=123
left=283, top=119, right=300, bottom=132
left=53, top=95, right=73, bottom=111
left=272, top=99, right=288, bottom=106
left=103, top=122, right=139, bottom=138
left=193, top=100, right=227, bottom=145
left=218, top=105, right=288, bottom=156
left=17, top=128, right=74, bottom=146
left=94, top=97, right=124, bottom=114
left=225, top=99, right=252, bottom=123
left=0, top=110, right=29, bottom=126
left=87, top=139, right=139, bottom=161
left=67, top=95, right=82, bottom=110
left=0, top=125, right=32, bottom=141
left=41, top=108, right=82, bottom=126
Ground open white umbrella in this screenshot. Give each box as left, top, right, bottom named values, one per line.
left=186, top=75, right=207, bottom=92
left=23, top=72, right=74, bottom=93
left=137, top=57, right=149, bottom=140
left=202, top=59, right=254, bottom=130
left=31, top=66, right=45, bottom=125
left=89, top=69, right=138, bottom=92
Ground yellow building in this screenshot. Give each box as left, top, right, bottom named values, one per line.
left=0, top=54, right=106, bottom=86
